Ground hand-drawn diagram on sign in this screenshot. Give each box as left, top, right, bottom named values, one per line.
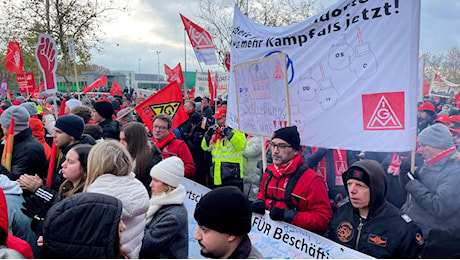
left=234, top=53, right=290, bottom=136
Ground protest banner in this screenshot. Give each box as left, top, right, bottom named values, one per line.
left=16, top=72, right=35, bottom=94
left=35, top=34, right=58, bottom=94
left=181, top=178, right=371, bottom=259
left=233, top=53, right=290, bottom=136
left=428, top=73, right=460, bottom=99
left=194, top=71, right=229, bottom=99
left=227, top=0, right=420, bottom=152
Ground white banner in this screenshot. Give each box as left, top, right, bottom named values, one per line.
left=429, top=73, right=460, bottom=98
left=227, top=0, right=420, bottom=152
left=194, top=71, right=229, bottom=99
left=182, top=178, right=371, bottom=259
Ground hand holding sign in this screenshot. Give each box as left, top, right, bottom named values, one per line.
left=35, top=34, right=58, bottom=94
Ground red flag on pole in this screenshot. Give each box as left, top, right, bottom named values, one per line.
left=208, top=70, right=214, bottom=104
left=180, top=14, right=218, bottom=65
left=46, top=99, right=67, bottom=187
left=5, top=42, right=24, bottom=74
left=423, top=78, right=430, bottom=96
left=135, top=81, right=187, bottom=132
left=109, top=80, right=122, bottom=96
left=164, top=63, right=184, bottom=86
left=83, top=74, right=107, bottom=93
left=1, top=118, right=15, bottom=172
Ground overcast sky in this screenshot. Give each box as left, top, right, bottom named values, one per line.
left=90, top=0, right=460, bottom=74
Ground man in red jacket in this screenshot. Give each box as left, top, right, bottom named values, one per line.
left=152, top=114, right=195, bottom=178
left=251, top=126, right=332, bottom=233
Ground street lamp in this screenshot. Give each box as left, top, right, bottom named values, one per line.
left=138, top=58, right=141, bottom=73
left=156, top=50, right=161, bottom=89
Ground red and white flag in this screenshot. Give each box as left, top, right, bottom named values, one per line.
left=164, top=63, right=184, bottom=85
left=180, top=14, right=218, bottom=65
left=16, top=72, right=35, bottom=94
left=6, top=42, right=24, bottom=74
left=83, top=74, right=107, bottom=93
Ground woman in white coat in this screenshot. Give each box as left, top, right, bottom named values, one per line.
left=84, top=140, right=149, bottom=258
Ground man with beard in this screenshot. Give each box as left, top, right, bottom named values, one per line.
left=250, top=126, right=332, bottom=233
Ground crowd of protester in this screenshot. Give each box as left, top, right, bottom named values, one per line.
left=0, top=89, right=459, bottom=258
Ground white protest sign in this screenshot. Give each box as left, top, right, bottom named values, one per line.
left=194, top=71, right=229, bottom=99
left=233, top=53, right=290, bottom=136
left=227, top=0, right=420, bottom=152
left=181, top=178, right=371, bottom=259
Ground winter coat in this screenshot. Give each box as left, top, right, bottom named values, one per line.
left=255, top=154, right=333, bottom=233
left=135, top=144, right=162, bottom=197
left=401, top=151, right=460, bottom=239
left=42, top=193, right=123, bottom=258
left=0, top=188, right=34, bottom=259
left=140, top=186, right=188, bottom=259
left=159, top=138, right=196, bottom=178
left=98, top=118, right=122, bottom=140
left=184, top=124, right=210, bottom=186
left=328, top=159, right=424, bottom=258
left=29, top=117, right=51, bottom=160
left=86, top=173, right=149, bottom=259
left=242, top=136, right=263, bottom=201
left=0, top=127, right=48, bottom=181
left=228, top=235, right=263, bottom=259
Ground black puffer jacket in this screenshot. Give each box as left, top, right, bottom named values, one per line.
left=328, top=160, right=424, bottom=258
left=99, top=118, right=122, bottom=140
left=0, top=127, right=48, bottom=181
left=42, top=192, right=123, bottom=258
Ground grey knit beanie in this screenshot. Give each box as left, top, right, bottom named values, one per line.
left=0, top=106, right=30, bottom=131
left=20, top=102, right=38, bottom=118
left=117, top=108, right=133, bottom=122
left=418, top=124, right=453, bottom=150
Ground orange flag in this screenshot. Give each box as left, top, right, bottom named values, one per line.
left=1, top=118, right=14, bottom=172
left=46, top=99, right=67, bottom=187
left=110, top=80, right=122, bottom=96
left=82, top=74, right=107, bottom=93
left=135, top=81, right=187, bottom=131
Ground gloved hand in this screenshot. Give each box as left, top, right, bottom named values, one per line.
left=21, top=195, right=48, bottom=222
left=399, top=171, right=415, bottom=190
left=222, top=127, right=234, bottom=139
left=251, top=200, right=266, bottom=214
left=269, top=207, right=298, bottom=223
left=204, top=128, right=214, bottom=146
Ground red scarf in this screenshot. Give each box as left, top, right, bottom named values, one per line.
left=272, top=153, right=302, bottom=178
left=152, top=132, right=176, bottom=150
left=312, top=148, right=347, bottom=186
left=425, top=146, right=456, bottom=167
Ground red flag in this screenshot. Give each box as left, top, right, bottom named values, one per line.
left=188, top=87, right=195, bottom=99
left=1, top=118, right=14, bottom=172
left=110, top=80, right=122, bottom=96
left=31, top=82, right=44, bottom=99
left=83, top=74, right=107, bottom=93
left=208, top=70, right=214, bottom=103
left=164, top=63, right=184, bottom=85
left=224, top=52, right=231, bottom=71
left=135, top=82, right=187, bottom=132
left=180, top=14, right=217, bottom=65
left=5, top=42, right=24, bottom=74
left=46, top=99, right=67, bottom=187
left=423, top=78, right=430, bottom=96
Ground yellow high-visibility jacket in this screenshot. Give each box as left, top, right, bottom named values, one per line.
left=201, top=128, right=246, bottom=186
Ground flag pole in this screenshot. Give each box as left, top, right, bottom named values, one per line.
left=74, top=61, right=80, bottom=100
left=184, top=29, right=187, bottom=95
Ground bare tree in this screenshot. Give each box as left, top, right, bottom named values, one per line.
left=0, top=0, right=128, bottom=93
left=198, top=0, right=321, bottom=69
left=443, top=46, right=460, bottom=83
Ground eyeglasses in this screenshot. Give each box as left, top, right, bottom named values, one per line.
left=270, top=142, right=291, bottom=150
left=152, top=125, right=168, bottom=130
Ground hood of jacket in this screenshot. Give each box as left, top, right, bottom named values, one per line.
left=42, top=192, right=123, bottom=258
left=342, top=159, right=387, bottom=219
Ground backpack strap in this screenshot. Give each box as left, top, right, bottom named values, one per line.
left=284, top=161, right=310, bottom=210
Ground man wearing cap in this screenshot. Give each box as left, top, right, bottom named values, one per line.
left=117, top=107, right=134, bottom=126
left=193, top=186, right=263, bottom=259
left=251, top=126, right=332, bottom=233
left=328, top=160, right=424, bottom=258
left=0, top=106, right=48, bottom=181
left=91, top=100, right=122, bottom=140
left=400, top=124, right=460, bottom=240
left=417, top=101, right=436, bottom=133
left=201, top=108, right=246, bottom=190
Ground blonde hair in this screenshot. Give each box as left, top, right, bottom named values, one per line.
left=84, top=140, right=133, bottom=191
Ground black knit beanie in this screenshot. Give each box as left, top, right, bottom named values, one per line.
left=271, top=125, right=301, bottom=151
left=344, top=167, right=371, bottom=187
left=55, top=115, right=84, bottom=140
left=93, top=101, right=114, bottom=119
left=194, top=186, right=251, bottom=236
